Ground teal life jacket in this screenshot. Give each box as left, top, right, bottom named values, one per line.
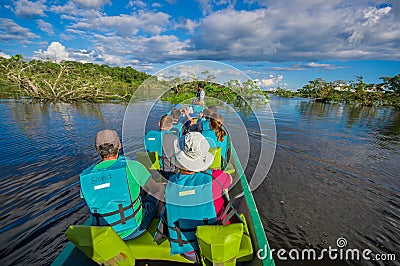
left=170, top=122, right=183, bottom=136
left=165, top=170, right=217, bottom=254
left=202, top=129, right=228, bottom=163
left=144, top=130, right=174, bottom=168
left=191, top=104, right=203, bottom=113
left=197, top=118, right=211, bottom=132
left=80, top=156, right=142, bottom=235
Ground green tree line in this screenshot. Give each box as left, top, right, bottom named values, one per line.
left=268, top=75, right=400, bottom=109
left=0, top=55, right=149, bottom=102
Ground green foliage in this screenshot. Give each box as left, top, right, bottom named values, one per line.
left=161, top=79, right=267, bottom=111
left=296, top=75, right=400, bottom=108
left=270, top=87, right=296, bottom=98
left=0, top=57, right=150, bottom=102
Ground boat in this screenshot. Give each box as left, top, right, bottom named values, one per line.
left=52, top=128, right=275, bottom=266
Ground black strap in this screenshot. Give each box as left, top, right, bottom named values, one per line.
left=92, top=193, right=140, bottom=217
left=155, top=228, right=197, bottom=244
left=108, top=203, right=142, bottom=226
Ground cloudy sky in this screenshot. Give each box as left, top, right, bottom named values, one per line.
left=1, top=0, right=399, bottom=89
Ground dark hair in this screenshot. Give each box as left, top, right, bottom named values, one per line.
left=210, top=113, right=226, bottom=142
left=96, top=143, right=119, bottom=159
left=171, top=108, right=181, bottom=121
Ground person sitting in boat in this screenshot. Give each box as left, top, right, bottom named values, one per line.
left=202, top=113, right=229, bottom=166
left=169, top=108, right=184, bottom=136
left=79, top=129, right=163, bottom=240
left=145, top=115, right=178, bottom=178
left=197, top=106, right=217, bottom=133
left=190, top=98, right=203, bottom=115
left=162, top=132, right=232, bottom=261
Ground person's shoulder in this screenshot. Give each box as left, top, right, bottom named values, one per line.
left=164, top=132, right=178, bottom=141
left=125, top=159, right=148, bottom=171
left=212, top=170, right=232, bottom=187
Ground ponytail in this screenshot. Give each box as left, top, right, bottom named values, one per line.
left=210, top=113, right=226, bottom=142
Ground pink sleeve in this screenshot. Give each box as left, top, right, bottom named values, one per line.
left=211, top=170, right=232, bottom=223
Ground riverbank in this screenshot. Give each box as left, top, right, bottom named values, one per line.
left=266, top=76, right=400, bottom=109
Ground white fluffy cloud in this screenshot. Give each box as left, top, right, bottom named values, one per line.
left=0, top=51, right=11, bottom=59
left=190, top=1, right=400, bottom=61
left=71, top=12, right=170, bottom=36
left=14, top=0, right=46, bottom=18
left=93, top=33, right=191, bottom=63
left=255, top=74, right=284, bottom=89
left=33, top=42, right=70, bottom=62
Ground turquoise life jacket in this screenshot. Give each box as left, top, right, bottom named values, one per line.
left=197, top=117, right=211, bottom=132
left=80, top=156, right=141, bottom=235
left=170, top=122, right=183, bottom=136
left=165, top=170, right=217, bottom=254
left=202, top=129, right=228, bottom=162
left=144, top=130, right=174, bottom=168
left=191, top=104, right=203, bottom=113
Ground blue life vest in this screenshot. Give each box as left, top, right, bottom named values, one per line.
left=170, top=122, right=183, bottom=136
left=197, top=117, right=211, bottom=132
left=165, top=170, right=217, bottom=254
left=191, top=104, right=203, bottom=113
left=144, top=130, right=174, bottom=167
left=202, top=130, right=228, bottom=162
left=80, top=156, right=141, bottom=234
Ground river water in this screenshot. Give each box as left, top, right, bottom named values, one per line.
left=0, top=96, right=399, bottom=266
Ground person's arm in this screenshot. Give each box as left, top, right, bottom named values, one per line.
left=143, top=177, right=165, bottom=201
left=127, top=160, right=165, bottom=200
left=212, top=170, right=232, bottom=197
left=183, top=109, right=195, bottom=126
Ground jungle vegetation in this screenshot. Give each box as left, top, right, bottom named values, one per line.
left=268, top=75, right=400, bottom=109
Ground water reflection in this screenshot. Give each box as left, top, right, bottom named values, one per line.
left=297, top=100, right=400, bottom=148
left=0, top=98, right=399, bottom=266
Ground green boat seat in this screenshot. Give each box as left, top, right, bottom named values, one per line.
left=223, top=162, right=235, bottom=175
left=65, top=219, right=193, bottom=266
left=125, top=219, right=193, bottom=263
left=66, top=225, right=135, bottom=266
left=208, top=147, right=222, bottom=169
left=196, top=214, right=253, bottom=266
left=136, top=151, right=160, bottom=171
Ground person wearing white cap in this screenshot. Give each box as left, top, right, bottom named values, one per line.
left=79, top=129, right=164, bottom=241
left=161, top=132, right=232, bottom=261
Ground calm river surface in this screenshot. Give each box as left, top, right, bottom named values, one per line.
left=0, top=96, right=399, bottom=266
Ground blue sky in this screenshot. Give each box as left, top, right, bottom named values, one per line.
left=0, top=0, right=399, bottom=90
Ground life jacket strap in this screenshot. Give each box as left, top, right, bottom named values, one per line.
left=91, top=194, right=141, bottom=225
left=155, top=228, right=197, bottom=245
left=109, top=203, right=142, bottom=226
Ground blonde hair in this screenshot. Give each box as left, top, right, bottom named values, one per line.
left=210, top=113, right=226, bottom=142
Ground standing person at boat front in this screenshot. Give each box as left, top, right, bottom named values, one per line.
left=202, top=113, right=229, bottom=165
left=145, top=115, right=178, bottom=178
left=196, top=84, right=206, bottom=105
left=163, top=132, right=232, bottom=262
left=80, top=130, right=163, bottom=241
